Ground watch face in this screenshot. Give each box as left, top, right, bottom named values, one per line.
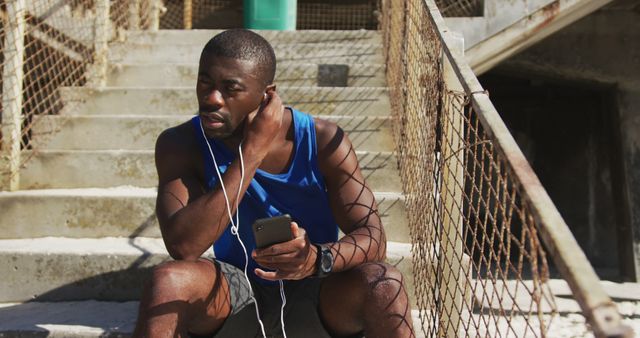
left=320, top=250, right=333, bottom=273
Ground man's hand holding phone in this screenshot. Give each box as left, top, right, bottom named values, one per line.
left=252, top=218, right=316, bottom=281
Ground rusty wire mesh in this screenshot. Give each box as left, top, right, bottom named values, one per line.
left=1, top=1, right=94, bottom=186
left=157, top=0, right=379, bottom=30
left=381, top=0, right=561, bottom=336
left=111, top=0, right=162, bottom=32
left=158, top=0, right=239, bottom=29
left=0, top=0, right=156, bottom=187
left=297, top=0, right=379, bottom=30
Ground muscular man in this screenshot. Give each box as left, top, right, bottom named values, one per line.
left=133, top=29, right=415, bottom=338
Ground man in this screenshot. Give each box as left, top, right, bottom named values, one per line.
left=133, top=29, right=415, bottom=338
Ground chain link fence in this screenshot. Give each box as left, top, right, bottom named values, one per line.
left=381, top=0, right=632, bottom=336
left=1, top=0, right=95, bottom=190
left=157, top=0, right=379, bottom=30
left=0, top=0, right=164, bottom=190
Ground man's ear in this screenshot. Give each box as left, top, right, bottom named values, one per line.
left=265, top=84, right=276, bottom=94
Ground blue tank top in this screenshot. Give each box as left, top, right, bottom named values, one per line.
left=192, top=108, right=339, bottom=283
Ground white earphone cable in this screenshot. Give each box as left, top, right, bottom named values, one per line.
left=199, top=121, right=267, bottom=338
left=199, top=119, right=287, bottom=338
left=279, top=279, right=287, bottom=336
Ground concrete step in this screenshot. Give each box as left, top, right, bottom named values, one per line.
left=31, top=115, right=394, bottom=152
left=0, top=188, right=409, bottom=243
left=0, top=304, right=425, bottom=338
left=19, top=150, right=401, bottom=193
left=0, top=237, right=169, bottom=302
left=6, top=288, right=640, bottom=337
left=107, top=63, right=386, bottom=88
left=59, top=86, right=391, bottom=117
left=0, top=238, right=413, bottom=303
left=122, top=29, right=382, bottom=46
left=0, top=300, right=138, bottom=338
left=108, top=42, right=383, bottom=64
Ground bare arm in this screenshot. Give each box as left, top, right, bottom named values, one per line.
left=315, top=118, right=387, bottom=272
left=252, top=118, right=386, bottom=280
left=155, top=92, right=284, bottom=261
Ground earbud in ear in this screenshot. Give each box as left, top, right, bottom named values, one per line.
left=263, top=93, right=268, bottom=101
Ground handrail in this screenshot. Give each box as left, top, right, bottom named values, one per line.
left=423, top=0, right=633, bottom=336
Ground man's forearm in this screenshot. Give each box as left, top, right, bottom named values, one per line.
left=161, top=151, right=262, bottom=260
left=327, top=225, right=387, bottom=273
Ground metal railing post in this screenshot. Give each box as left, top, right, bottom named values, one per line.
left=184, top=0, right=193, bottom=29
left=92, top=0, right=110, bottom=88
left=438, top=31, right=466, bottom=338
left=149, top=0, right=161, bottom=31
left=129, top=0, right=142, bottom=30
left=1, top=0, right=26, bottom=191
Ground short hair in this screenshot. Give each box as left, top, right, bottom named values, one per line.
left=201, top=29, right=276, bottom=86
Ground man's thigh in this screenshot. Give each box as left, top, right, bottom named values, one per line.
left=212, top=267, right=334, bottom=338
left=139, top=258, right=233, bottom=337
left=169, top=259, right=234, bottom=336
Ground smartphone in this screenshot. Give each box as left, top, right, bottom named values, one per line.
left=252, top=214, right=293, bottom=249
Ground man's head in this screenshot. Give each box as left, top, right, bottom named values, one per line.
left=197, top=29, right=277, bottom=139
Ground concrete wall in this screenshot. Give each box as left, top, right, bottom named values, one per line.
left=445, top=0, right=556, bottom=48
left=492, top=0, right=640, bottom=280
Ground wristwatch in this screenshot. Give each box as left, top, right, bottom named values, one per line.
left=313, top=244, right=334, bottom=278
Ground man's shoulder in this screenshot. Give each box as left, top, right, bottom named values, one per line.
left=312, top=117, right=343, bottom=157
left=155, top=119, right=200, bottom=166
left=156, top=120, right=197, bottom=150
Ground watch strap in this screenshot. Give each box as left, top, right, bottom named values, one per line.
left=313, top=244, right=332, bottom=278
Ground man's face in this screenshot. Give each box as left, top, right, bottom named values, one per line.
left=196, top=53, right=267, bottom=139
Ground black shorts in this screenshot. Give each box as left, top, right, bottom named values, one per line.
left=191, top=261, right=358, bottom=338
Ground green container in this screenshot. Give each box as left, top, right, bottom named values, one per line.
left=244, top=0, right=297, bottom=30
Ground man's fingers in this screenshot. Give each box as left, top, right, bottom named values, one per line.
left=253, top=243, right=295, bottom=258
left=254, top=251, right=299, bottom=265
left=252, top=221, right=310, bottom=281
left=254, top=260, right=278, bottom=270
left=253, top=235, right=306, bottom=258
left=291, top=221, right=300, bottom=238
left=254, top=268, right=277, bottom=280
left=262, top=91, right=283, bottom=116
left=254, top=268, right=283, bottom=281
left=254, top=268, right=303, bottom=281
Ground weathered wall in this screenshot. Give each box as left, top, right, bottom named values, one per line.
left=491, top=0, right=640, bottom=280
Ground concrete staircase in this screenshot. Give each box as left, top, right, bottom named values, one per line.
left=444, top=0, right=615, bottom=74
left=0, top=30, right=417, bottom=336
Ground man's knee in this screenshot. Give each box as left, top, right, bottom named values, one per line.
left=147, top=259, right=217, bottom=300
left=353, top=262, right=407, bottom=301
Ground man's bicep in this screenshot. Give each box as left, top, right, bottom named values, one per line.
left=316, top=120, right=383, bottom=234
left=155, top=130, right=201, bottom=225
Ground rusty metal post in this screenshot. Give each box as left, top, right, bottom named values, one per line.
left=148, top=0, right=161, bottom=31
left=129, top=0, right=142, bottom=30
left=91, top=0, right=110, bottom=88
left=438, top=31, right=466, bottom=338
left=1, top=0, right=26, bottom=191
left=184, top=0, right=193, bottom=29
